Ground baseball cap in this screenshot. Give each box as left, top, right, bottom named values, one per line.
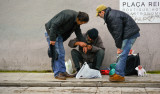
left=96, top=4, right=107, bottom=16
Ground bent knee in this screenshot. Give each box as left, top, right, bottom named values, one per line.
left=71, top=49, right=78, bottom=55
left=97, top=49, right=105, bottom=56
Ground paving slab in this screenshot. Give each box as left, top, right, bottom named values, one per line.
left=121, top=87, right=147, bottom=94
left=145, top=88, right=160, bottom=94
left=97, top=87, right=121, bottom=94
left=0, top=87, right=160, bottom=94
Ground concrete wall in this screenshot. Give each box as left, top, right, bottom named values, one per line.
left=0, top=0, right=160, bottom=71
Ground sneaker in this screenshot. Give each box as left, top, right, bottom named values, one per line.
left=109, top=73, right=125, bottom=82
left=63, top=72, right=74, bottom=78
left=109, top=73, right=116, bottom=77
left=55, top=73, right=66, bottom=80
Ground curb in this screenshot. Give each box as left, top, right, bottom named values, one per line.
left=1, top=81, right=160, bottom=88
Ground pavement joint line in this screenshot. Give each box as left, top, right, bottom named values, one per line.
left=144, top=87, right=149, bottom=94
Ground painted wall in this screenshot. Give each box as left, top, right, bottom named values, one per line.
left=0, top=0, right=160, bottom=71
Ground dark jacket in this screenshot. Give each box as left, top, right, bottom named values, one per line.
left=104, top=7, right=140, bottom=48
left=68, top=32, right=105, bottom=62
left=45, top=9, right=85, bottom=42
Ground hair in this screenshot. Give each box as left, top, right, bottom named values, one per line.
left=77, top=11, right=89, bottom=22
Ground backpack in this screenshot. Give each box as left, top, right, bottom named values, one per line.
left=125, top=53, right=140, bottom=76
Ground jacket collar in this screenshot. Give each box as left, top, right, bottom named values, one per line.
left=104, top=7, right=111, bottom=22
left=74, top=12, right=78, bottom=25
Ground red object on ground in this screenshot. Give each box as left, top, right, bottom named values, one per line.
left=100, top=70, right=110, bottom=75
left=129, top=49, right=133, bottom=55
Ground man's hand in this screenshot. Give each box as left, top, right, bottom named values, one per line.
left=50, top=41, right=56, bottom=45
left=75, top=42, right=87, bottom=47
left=117, top=48, right=123, bottom=54
left=83, top=47, right=88, bottom=54
left=87, top=45, right=92, bottom=50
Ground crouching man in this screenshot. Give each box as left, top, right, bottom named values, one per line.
left=68, top=28, right=105, bottom=72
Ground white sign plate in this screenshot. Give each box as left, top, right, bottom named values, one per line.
left=120, top=0, right=160, bottom=23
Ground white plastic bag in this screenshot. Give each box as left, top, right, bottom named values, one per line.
left=135, top=65, right=147, bottom=77
left=65, top=59, right=73, bottom=74
left=76, top=62, right=102, bottom=79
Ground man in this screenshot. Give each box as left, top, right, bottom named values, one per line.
left=68, top=28, right=105, bottom=72
left=96, top=5, right=140, bottom=82
left=45, top=9, right=89, bottom=80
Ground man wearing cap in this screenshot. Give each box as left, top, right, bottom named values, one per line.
left=68, top=28, right=105, bottom=72
left=45, top=9, right=89, bottom=80
left=96, top=5, right=140, bottom=82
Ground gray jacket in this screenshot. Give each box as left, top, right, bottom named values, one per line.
left=68, top=32, right=105, bottom=62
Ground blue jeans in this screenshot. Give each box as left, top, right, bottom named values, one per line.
left=115, top=38, right=137, bottom=77
left=45, top=32, right=66, bottom=77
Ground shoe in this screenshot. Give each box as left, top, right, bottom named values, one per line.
left=63, top=72, right=74, bottom=78
left=109, top=73, right=116, bottom=77
left=109, top=73, right=125, bottom=82
left=55, top=73, right=66, bottom=80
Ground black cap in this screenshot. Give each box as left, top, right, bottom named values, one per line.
left=87, top=28, right=99, bottom=40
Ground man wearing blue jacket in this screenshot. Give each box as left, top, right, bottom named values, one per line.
left=96, top=5, right=140, bottom=82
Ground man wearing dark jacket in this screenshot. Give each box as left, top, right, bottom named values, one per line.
left=96, top=5, right=140, bottom=82
left=68, top=28, right=105, bottom=72
left=45, top=9, right=89, bottom=80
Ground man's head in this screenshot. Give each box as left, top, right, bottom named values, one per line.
left=86, top=28, right=99, bottom=43
left=96, top=4, right=107, bottom=18
left=76, top=11, right=89, bottom=25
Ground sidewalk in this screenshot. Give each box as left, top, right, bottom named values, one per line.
left=0, top=73, right=160, bottom=87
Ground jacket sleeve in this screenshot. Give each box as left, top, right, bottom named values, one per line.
left=74, top=26, right=86, bottom=42
left=68, top=38, right=78, bottom=48
left=50, top=13, right=69, bottom=41
left=109, top=16, right=123, bottom=48
left=91, top=36, right=105, bottom=52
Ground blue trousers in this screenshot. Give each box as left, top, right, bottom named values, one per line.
left=115, top=38, right=137, bottom=77
left=45, top=32, right=66, bottom=77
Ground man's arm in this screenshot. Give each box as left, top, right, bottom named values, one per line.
left=109, top=16, right=123, bottom=49
left=68, top=38, right=87, bottom=48
left=74, top=26, right=86, bottom=42
left=112, top=18, right=123, bottom=54
left=68, top=38, right=78, bottom=48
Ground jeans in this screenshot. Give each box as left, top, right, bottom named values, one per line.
left=115, top=38, right=137, bottom=77
left=45, top=32, right=66, bottom=77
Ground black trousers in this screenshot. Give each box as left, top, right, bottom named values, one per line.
left=71, top=49, right=105, bottom=71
